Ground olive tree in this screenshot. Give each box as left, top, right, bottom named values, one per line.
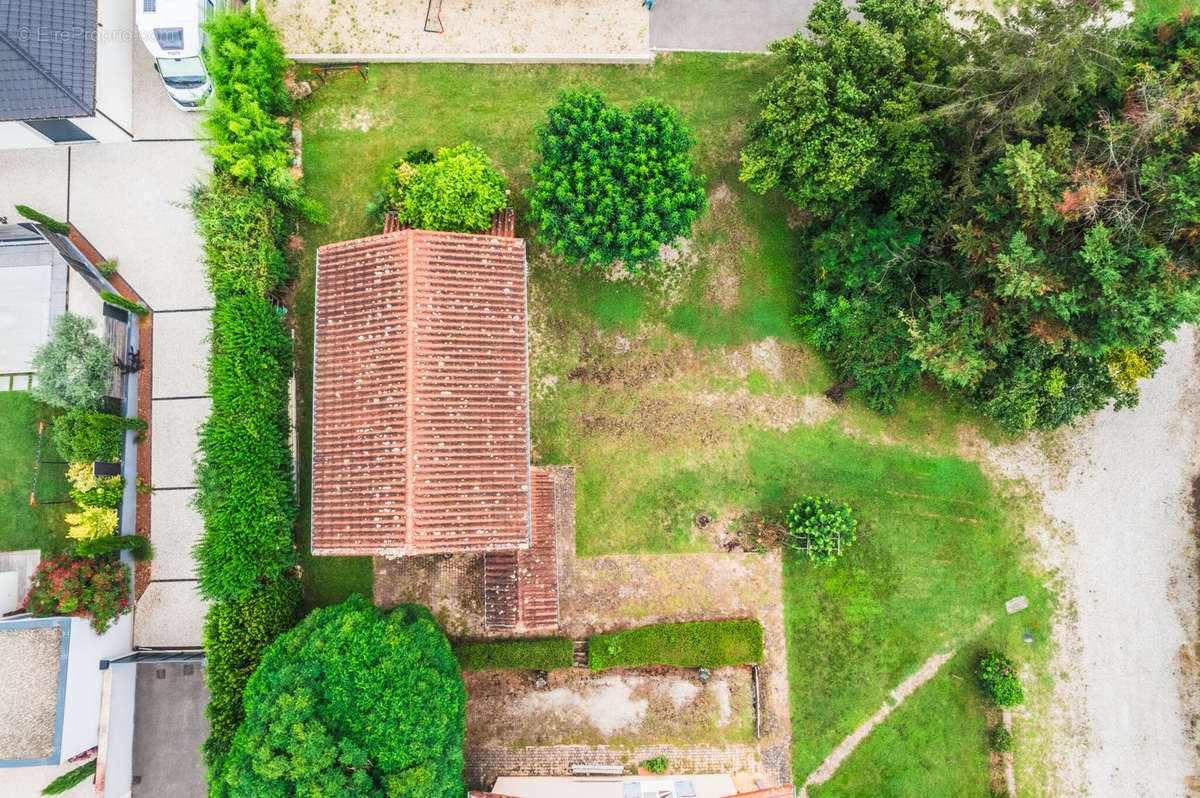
left=32, top=313, right=114, bottom=409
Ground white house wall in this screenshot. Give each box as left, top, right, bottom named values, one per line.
left=58, top=615, right=133, bottom=764
left=96, top=0, right=134, bottom=135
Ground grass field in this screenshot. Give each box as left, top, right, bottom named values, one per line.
left=1136, top=0, right=1195, bottom=22
left=0, top=392, right=71, bottom=558
left=807, top=650, right=994, bottom=798
left=295, top=55, right=1051, bottom=788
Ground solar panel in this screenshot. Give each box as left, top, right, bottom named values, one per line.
left=143, top=0, right=155, bottom=11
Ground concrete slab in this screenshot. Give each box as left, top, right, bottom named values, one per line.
left=150, top=397, right=209, bottom=488
left=131, top=46, right=203, bottom=141
left=133, top=581, right=208, bottom=648
left=649, top=0, right=809, bottom=52
left=2, top=761, right=94, bottom=797
left=67, top=141, right=211, bottom=311
left=0, top=148, right=70, bottom=221
left=152, top=310, right=210, bottom=398
left=148, top=489, right=201, bottom=581
left=131, top=663, right=207, bottom=798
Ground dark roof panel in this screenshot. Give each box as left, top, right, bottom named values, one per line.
left=0, top=0, right=97, bottom=122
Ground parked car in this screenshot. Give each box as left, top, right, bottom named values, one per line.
left=135, top=0, right=223, bottom=111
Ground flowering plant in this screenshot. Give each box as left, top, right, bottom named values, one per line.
left=977, top=650, right=1025, bottom=706
left=23, top=555, right=131, bottom=633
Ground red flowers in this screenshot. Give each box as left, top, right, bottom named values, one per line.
left=23, top=555, right=132, bottom=633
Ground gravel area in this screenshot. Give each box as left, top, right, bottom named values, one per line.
left=972, top=325, right=1200, bottom=796
left=0, top=626, right=63, bottom=761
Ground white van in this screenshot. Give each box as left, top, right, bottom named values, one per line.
left=135, top=0, right=224, bottom=111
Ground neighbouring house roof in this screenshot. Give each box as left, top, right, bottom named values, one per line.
left=483, top=468, right=560, bottom=631
left=0, top=623, right=66, bottom=763
left=312, top=227, right=532, bottom=556
left=0, top=224, right=68, bottom=375
left=719, top=786, right=796, bottom=798
left=0, top=0, right=97, bottom=122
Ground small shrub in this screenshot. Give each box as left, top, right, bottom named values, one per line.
left=97, top=259, right=118, bottom=277
left=377, top=142, right=507, bottom=233
left=75, top=534, right=152, bottom=562
left=977, top=650, right=1025, bottom=706
left=54, top=408, right=145, bottom=463
left=99, top=291, right=148, bottom=317
left=65, top=507, right=119, bottom=541
left=31, top=313, right=115, bottom=410
left=202, top=575, right=301, bottom=776
left=785, top=495, right=857, bottom=564
left=990, top=725, right=1013, bottom=753
left=15, top=204, right=70, bottom=235
left=23, top=555, right=131, bottom=633
left=588, top=620, right=763, bottom=670
left=452, top=637, right=574, bottom=671
left=641, top=755, right=669, bottom=774
left=41, top=760, right=96, bottom=795
left=529, top=89, right=706, bottom=271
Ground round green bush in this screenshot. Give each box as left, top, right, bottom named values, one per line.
left=990, top=725, right=1013, bottom=752
left=977, top=650, right=1025, bottom=706
left=375, top=142, right=507, bottom=233
left=785, top=495, right=857, bottom=563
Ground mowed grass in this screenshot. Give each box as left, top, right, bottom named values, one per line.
left=0, top=392, right=71, bottom=557
left=807, top=650, right=993, bottom=798
left=296, top=55, right=1052, bottom=788
left=1136, top=0, right=1196, bottom=22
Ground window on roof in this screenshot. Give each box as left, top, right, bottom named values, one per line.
left=23, top=119, right=95, bottom=144
left=143, top=0, right=155, bottom=11
left=154, top=27, right=184, bottom=50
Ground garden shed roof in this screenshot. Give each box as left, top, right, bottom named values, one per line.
left=311, top=228, right=532, bottom=556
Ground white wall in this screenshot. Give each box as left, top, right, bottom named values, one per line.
left=58, top=615, right=133, bottom=763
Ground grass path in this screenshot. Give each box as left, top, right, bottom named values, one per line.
left=800, top=648, right=957, bottom=795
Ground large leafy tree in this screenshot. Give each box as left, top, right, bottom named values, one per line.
left=747, top=0, right=1200, bottom=431
left=529, top=89, right=706, bottom=272
left=219, top=596, right=466, bottom=798
left=32, top=313, right=115, bottom=410
left=384, top=143, right=507, bottom=233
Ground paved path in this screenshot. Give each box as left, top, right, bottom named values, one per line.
left=799, top=649, right=957, bottom=794
left=649, top=0, right=810, bottom=53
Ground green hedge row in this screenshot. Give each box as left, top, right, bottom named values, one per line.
left=588, top=620, right=763, bottom=671
left=202, top=575, right=301, bottom=779
left=53, top=407, right=146, bottom=463
left=452, top=637, right=575, bottom=671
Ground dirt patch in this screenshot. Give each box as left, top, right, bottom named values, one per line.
left=464, top=666, right=754, bottom=748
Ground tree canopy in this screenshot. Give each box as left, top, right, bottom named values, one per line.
left=744, top=0, right=1200, bottom=431
left=382, top=143, right=508, bottom=233
left=529, top=89, right=707, bottom=272
left=32, top=313, right=115, bottom=410
left=218, top=596, right=466, bottom=798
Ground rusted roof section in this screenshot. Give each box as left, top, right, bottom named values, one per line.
left=312, top=228, right=531, bottom=555
left=484, top=468, right=559, bottom=631
left=719, top=787, right=796, bottom=798
left=383, top=207, right=515, bottom=237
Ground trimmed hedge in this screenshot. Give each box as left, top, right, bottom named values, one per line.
left=202, top=575, right=301, bottom=781
left=16, top=204, right=70, bottom=235
left=54, top=407, right=146, bottom=463
left=75, top=534, right=153, bottom=561
left=452, top=637, right=574, bottom=671
left=193, top=294, right=296, bottom=602
left=588, top=620, right=763, bottom=670
left=99, top=291, right=148, bottom=317
left=192, top=175, right=291, bottom=299
left=41, top=759, right=96, bottom=795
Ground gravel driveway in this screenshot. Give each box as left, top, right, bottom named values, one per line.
left=978, top=325, right=1200, bottom=796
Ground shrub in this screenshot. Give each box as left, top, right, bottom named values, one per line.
left=41, top=759, right=96, bottom=795
left=990, top=726, right=1013, bottom=753
left=529, top=89, right=706, bottom=271
left=977, top=650, right=1025, bottom=706
left=31, top=313, right=115, bottom=410
left=202, top=575, right=301, bottom=779
left=588, top=620, right=763, bottom=670
left=54, top=408, right=146, bottom=463
left=23, top=555, right=131, bottom=633
left=452, top=637, right=574, bottom=671
left=67, top=462, right=125, bottom=508
left=75, top=534, right=152, bottom=562
left=641, top=755, right=669, bottom=774
left=218, top=597, right=466, bottom=798
left=97, top=259, right=118, bottom=277
left=378, top=142, right=507, bottom=233
left=99, top=291, right=148, bottom=317
left=193, top=294, right=296, bottom=602
left=785, top=495, right=857, bottom=564
left=192, top=174, right=291, bottom=298
left=65, top=507, right=119, bottom=541
left=15, top=204, right=70, bottom=235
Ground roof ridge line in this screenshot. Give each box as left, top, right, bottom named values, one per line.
left=404, top=229, right=416, bottom=555
left=0, top=28, right=92, bottom=117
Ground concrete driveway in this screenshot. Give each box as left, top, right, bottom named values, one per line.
left=131, top=663, right=208, bottom=797
left=649, top=0, right=810, bottom=52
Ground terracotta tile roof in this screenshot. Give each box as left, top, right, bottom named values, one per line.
left=484, top=468, right=560, bottom=631
left=383, top=207, right=515, bottom=237
left=720, top=787, right=796, bottom=798
left=312, top=228, right=531, bottom=556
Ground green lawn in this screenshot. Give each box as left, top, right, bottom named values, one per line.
left=1136, top=0, right=1195, bottom=22
left=807, top=650, right=993, bottom=798
left=295, top=55, right=1053, bottom=789
left=0, top=392, right=71, bottom=557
